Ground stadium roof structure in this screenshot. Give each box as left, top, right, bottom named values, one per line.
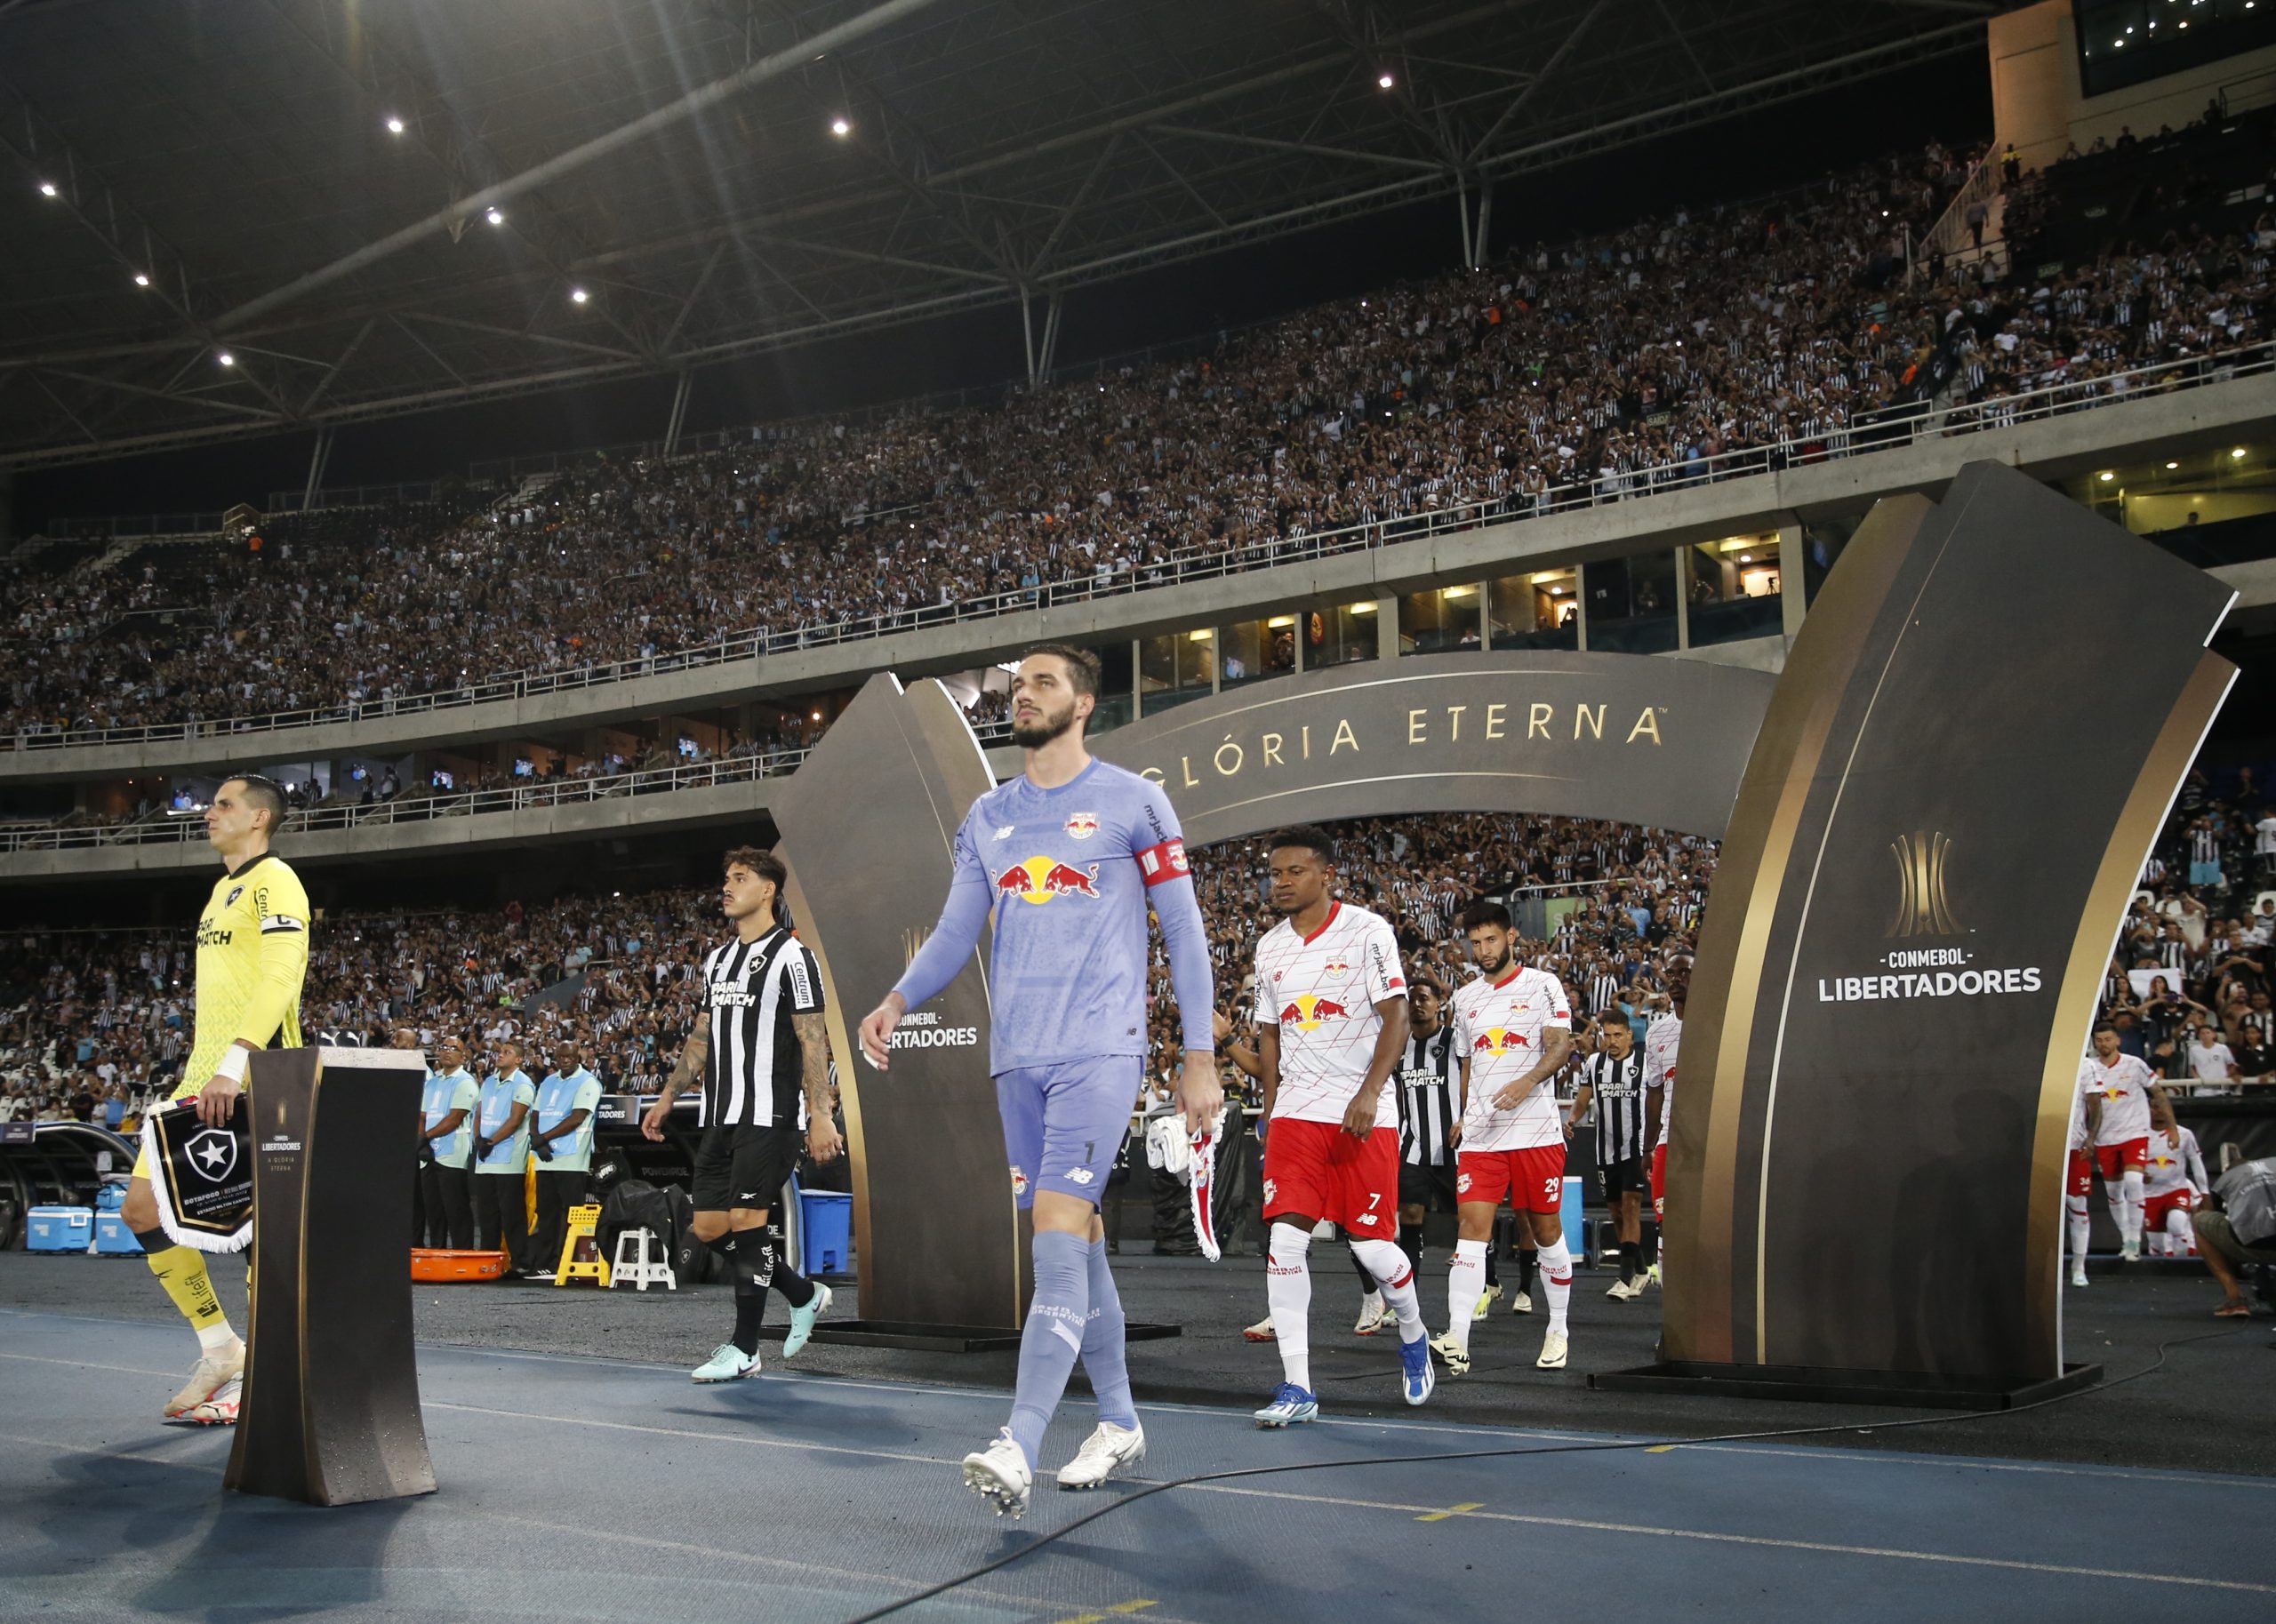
left=0, top=0, right=2000, bottom=471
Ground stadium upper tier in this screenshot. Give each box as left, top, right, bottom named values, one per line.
left=6, top=137, right=2272, bottom=778
left=7, top=346, right=2273, bottom=794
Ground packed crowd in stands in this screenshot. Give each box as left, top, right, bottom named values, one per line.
left=0, top=890, right=717, bottom=1125
left=6, top=751, right=2273, bottom=1129
left=2103, top=764, right=2276, bottom=1091
left=0, top=812, right=1705, bottom=1127
left=11, top=130, right=2270, bottom=743
left=1149, top=812, right=1714, bottom=1103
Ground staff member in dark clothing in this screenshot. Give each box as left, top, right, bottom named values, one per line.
left=528, top=1038, right=603, bottom=1281
left=417, top=1032, right=479, bottom=1251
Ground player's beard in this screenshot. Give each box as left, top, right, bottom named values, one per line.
left=1012, top=697, right=1078, bottom=748
left=1478, top=947, right=1513, bottom=979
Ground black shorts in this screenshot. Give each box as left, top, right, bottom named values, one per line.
left=1398, top=1161, right=1458, bottom=1213
left=1599, top=1154, right=1647, bottom=1200
left=691, top=1124, right=800, bottom=1214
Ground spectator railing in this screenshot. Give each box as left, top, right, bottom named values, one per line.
left=0, top=751, right=819, bottom=853
left=0, top=717, right=1015, bottom=851
left=9, top=337, right=2273, bottom=755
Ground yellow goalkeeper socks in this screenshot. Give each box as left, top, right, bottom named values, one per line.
left=135, top=1229, right=235, bottom=1347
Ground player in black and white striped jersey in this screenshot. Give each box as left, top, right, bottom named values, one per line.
left=643, top=845, right=843, bottom=1383
left=1583, top=963, right=1622, bottom=1021
left=1571, top=1016, right=1652, bottom=1299
left=1393, top=980, right=1502, bottom=1326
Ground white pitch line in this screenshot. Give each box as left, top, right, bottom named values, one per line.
left=12, top=1403, right=2269, bottom=1600
left=5, top=1314, right=2270, bottom=1501
left=1185, top=1481, right=2276, bottom=1595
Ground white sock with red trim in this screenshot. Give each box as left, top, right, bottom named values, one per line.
left=2117, top=1172, right=2145, bottom=1246
left=2066, top=1194, right=2091, bottom=1262
left=1266, top=1222, right=1314, bottom=1391
left=1350, top=1236, right=1423, bottom=1343
left=1446, top=1238, right=1487, bottom=1352
left=1537, top=1237, right=1574, bottom=1333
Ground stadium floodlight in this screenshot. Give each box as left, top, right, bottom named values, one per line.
left=2233, top=446, right=2249, bottom=460
left=2098, top=470, right=2114, bottom=482
left=37, top=180, right=57, bottom=197
left=385, top=116, right=405, bottom=135
left=217, top=351, right=236, bottom=366
left=485, top=206, right=505, bottom=226
left=1377, top=71, right=1395, bottom=89
left=132, top=272, right=150, bottom=287
left=570, top=286, right=589, bottom=303
left=830, top=116, right=852, bottom=137
left=2166, top=461, right=2180, bottom=470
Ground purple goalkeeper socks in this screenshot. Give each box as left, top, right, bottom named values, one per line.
left=1080, top=1236, right=1138, bottom=1429
left=1006, top=1229, right=1091, bottom=1468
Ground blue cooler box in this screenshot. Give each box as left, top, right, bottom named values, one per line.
left=93, top=1212, right=144, bottom=1255
left=1560, top=1177, right=1585, bottom=1258
left=798, top=1190, right=852, bottom=1276
left=28, top=1206, right=93, bottom=1253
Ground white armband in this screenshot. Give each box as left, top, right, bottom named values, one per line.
left=216, top=1045, right=251, bottom=1084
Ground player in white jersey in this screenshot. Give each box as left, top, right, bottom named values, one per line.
left=2140, top=1095, right=2208, bottom=1257
left=1432, top=901, right=1575, bottom=1376
left=1251, top=827, right=1433, bottom=1424
left=1640, top=961, right=1687, bottom=1289
left=2077, top=1024, right=2171, bottom=1263
left=2064, top=1089, right=2096, bottom=1287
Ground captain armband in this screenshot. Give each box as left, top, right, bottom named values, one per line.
left=1135, top=837, right=1189, bottom=887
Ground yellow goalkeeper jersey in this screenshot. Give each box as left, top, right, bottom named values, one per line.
left=180, top=851, right=311, bottom=1091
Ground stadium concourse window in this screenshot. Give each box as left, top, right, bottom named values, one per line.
left=1583, top=550, right=1678, bottom=655
left=1090, top=643, right=1134, bottom=733
left=1488, top=570, right=1578, bottom=650
left=1218, top=616, right=1294, bottom=692
left=1685, top=537, right=1785, bottom=648
left=1399, top=586, right=1482, bottom=656
left=1800, top=516, right=1858, bottom=608
left=2064, top=448, right=2276, bottom=552
left=2074, top=0, right=2276, bottom=100
left=1139, top=629, right=1214, bottom=715
left=1308, top=601, right=1381, bottom=668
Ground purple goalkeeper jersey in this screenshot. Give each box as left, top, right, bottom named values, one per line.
left=894, top=757, right=1215, bottom=1076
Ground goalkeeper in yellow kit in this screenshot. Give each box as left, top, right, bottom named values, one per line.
left=119, top=774, right=310, bottom=1426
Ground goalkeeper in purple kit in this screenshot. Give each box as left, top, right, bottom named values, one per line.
left=860, top=643, right=1219, bottom=1516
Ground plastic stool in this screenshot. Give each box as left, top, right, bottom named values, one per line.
left=608, top=1227, right=677, bottom=1292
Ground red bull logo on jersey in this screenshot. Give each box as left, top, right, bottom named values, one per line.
left=1320, top=959, right=1350, bottom=978
left=1279, top=994, right=1351, bottom=1032
left=1064, top=812, right=1099, bottom=840
left=996, top=856, right=1101, bottom=905
left=1472, top=1027, right=1531, bottom=1055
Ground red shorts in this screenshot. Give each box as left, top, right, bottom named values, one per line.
left=1262, top=1118, right=1398, bottom=1236
left=2093, top=1139, right=2149, bottom=1180
left=1650, top=1142, right=1668, bottom=1221
left=2143, top=1188, right=2196, bottom=1234
left=1456, top=1142, right=1566, bottom=1213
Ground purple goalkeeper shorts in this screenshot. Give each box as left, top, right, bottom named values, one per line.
left=994, top=1055, right=1141, bottom=1210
